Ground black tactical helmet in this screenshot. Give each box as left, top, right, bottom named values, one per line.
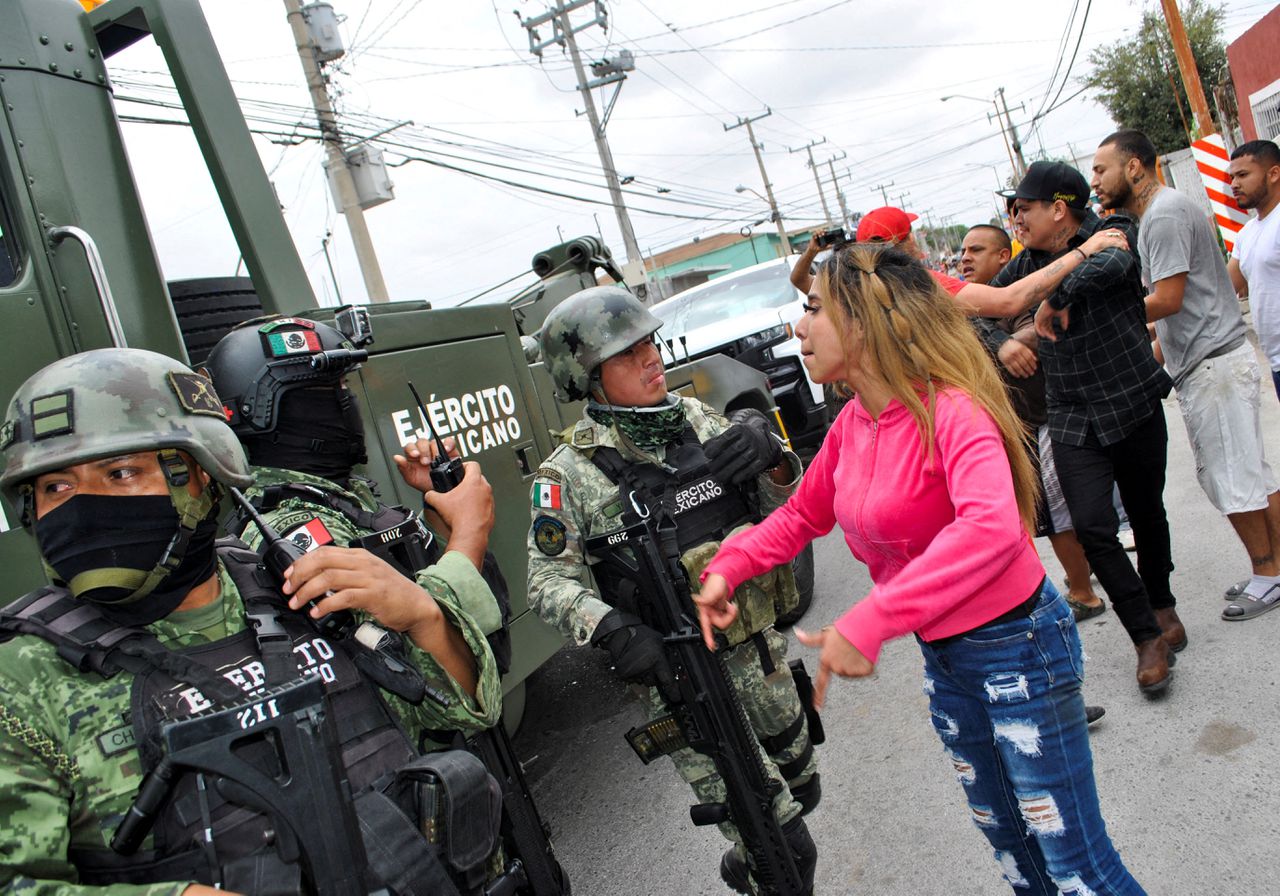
left=203, top=315, right=367, bottom=438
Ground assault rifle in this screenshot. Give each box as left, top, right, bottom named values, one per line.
left=583, top=492, right=806, bottom=896
left=468, top=725, right=571, bottom=896
left=113, top=676, right=383, bottom=896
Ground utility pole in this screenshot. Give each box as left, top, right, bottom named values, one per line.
left=726, top=110, right=789, bottom=258
left=1159, top=0, right=1215, bottom=135
left=993, top=87, right=1028, bottom=178
left=872, top=181, right=895, bottom=206
left=826, top=156, right=850, bottom=228
left=283, top=0, right=389, bottom=302
left=788, top=138, right=832, bottom=226
left=521, top=2, right=647, bottom=296
left=898, top=190, right=931, bottom=258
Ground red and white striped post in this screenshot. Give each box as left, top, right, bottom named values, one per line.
left=1191, top=134, right=1250, bottom=253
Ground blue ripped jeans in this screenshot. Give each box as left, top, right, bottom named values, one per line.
left=917, top=581, right=1145, bottom=895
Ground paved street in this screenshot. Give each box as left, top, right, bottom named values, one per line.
left=513, top=344, right=1280, bottom=895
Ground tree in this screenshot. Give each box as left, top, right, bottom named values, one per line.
left=1083, top=0, right=1228, bottom=154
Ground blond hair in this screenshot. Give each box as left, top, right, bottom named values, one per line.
left=817, top=243, right=1040, bottom=531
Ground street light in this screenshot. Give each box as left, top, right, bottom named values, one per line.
left=941, top=90, right=1027, bottom=178
left=967, top=163, right=1010, bottom=222
left=735, top=184, right=789, bottom=258
left=732, top=180, right=788, bottom=253
left=735, top=184, right=779, bottom=222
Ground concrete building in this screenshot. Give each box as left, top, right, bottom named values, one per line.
left=1228, top=5, right=1280, bottom=143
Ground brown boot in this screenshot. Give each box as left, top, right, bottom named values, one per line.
left=1135, top=636, right=1174, bottom=695
left=1154, top=607, right=1188, bottom=652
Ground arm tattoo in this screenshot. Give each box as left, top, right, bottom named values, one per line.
left=1028, top=258, right=1069, bottom=302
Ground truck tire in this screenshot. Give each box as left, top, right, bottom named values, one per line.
left=778, top=542, right=815, bottom=627
left=168, top=277, right=264, bottom=367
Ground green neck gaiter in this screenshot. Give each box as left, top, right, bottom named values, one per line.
left=587, top=395, right=687, bottom=450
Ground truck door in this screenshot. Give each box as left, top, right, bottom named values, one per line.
left=314, top=302, right=565, bottom=694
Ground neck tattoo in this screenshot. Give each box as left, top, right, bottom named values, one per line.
left=1134, top=180, right=1159, bottom=213
left=1047, top=226, right=1074, bottom=253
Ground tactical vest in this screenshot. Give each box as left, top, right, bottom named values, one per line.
left=0, top=541, right=500, bottom=896
left=234, top=485, right=570, bottom=896
left=235, top=480, right=513, bottom=674
left=586, top=426, right=798, bottom=643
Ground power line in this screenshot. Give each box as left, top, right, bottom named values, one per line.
left=628, top=0, right=829, bottom=142
left=623, top=0, right=817, bottom=42
left=1034, top=0, right=1082, bottom=123
left=1025, top=0, right=1094, bottom=145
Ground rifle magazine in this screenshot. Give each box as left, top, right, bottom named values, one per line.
left=625, top=714, right=686, bottom=764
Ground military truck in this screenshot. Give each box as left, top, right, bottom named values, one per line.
left=0, top=0, right=807, bottom=726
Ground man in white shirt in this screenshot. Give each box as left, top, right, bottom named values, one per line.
left=1096, top=130, right=1280, bottom=623
left=1228, top=140, right=1280, bottom=400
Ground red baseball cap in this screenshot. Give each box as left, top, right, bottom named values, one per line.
left=855, top=206, right=918, bottom=242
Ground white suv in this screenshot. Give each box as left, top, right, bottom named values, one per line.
left=650, top=255, right=828, bottom=453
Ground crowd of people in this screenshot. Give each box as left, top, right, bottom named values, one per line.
left=696, top=130, right=1280, bottom=892
left=0, top=130, right=1276, bottom=896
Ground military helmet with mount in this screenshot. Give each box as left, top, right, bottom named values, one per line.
left=539, top=286, right=662, bottom=402
left=0, top=348, right=251, bottom=509
left=203, top=314, right=368, bottom=438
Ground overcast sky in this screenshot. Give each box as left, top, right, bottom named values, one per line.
left=109, top=0, right=1270, bottom=308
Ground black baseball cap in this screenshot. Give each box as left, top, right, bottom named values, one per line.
left=1013, top=161, right=1089, bottom=210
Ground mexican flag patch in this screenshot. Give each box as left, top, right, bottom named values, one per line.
left=266, top=330, right=321, bottom=357
left=283, top=517, right=334, bottom=553
left=532, top=481, right=561, bottom=510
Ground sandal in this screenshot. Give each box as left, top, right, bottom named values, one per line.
left=1224, top=579, right=1248, bottom=600
left=1067, top=596, right=1107, bottom=622
left=1222, top=583, right=1280, bottom=621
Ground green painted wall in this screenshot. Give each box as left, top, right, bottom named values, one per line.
left=649, top=229, right=817, bottom=282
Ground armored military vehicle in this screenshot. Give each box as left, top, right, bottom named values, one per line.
left=0, top=0, right=805, bottom=725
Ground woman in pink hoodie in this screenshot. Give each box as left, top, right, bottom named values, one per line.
left=696, top=244, right=1144, bottom=895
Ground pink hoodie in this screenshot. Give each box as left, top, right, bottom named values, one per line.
left=704, top=388, right=1045, bottom=663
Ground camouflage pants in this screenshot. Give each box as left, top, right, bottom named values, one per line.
left=642, top=627, right=817, bottom=846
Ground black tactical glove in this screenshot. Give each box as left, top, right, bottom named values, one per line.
left=591, top=609, right=678, bottom=702
left=703, top=408, right=784, bottom=485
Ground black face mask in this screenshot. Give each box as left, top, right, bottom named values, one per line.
left=245, top=385, right=368, bottom=479
left=35, top=494, right=219, bottom=627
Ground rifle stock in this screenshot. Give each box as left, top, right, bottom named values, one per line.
left=584, top=492, right=805, bottom=896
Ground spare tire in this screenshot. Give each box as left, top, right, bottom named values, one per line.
left=168, top=277, right=264, bottom=367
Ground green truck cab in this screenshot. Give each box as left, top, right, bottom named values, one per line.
left=0, top=0, right=783, bottom=723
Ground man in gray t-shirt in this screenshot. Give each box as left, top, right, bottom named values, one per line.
left=1094, top=129, right=1280, bottom=625
left=1140, top=186, right=1247, bottom=384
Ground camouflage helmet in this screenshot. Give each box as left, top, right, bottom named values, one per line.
left=0, top=348, right=252, bottom=508
left=539, top=286, right=662, bottom=402
left=203, top=315, right=367, bottom=438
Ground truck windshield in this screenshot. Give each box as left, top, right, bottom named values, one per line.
left=652, top=264, right=794, bottom=336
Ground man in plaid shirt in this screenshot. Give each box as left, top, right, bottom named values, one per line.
left=991, top=161, right=1178, bottom=696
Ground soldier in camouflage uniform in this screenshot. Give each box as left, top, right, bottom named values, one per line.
left=527, top=286, right=821, bottom=895
left=202, top=315, right=506, bottom=653
left=204, top=316, right=569, bottom=895
left=0, top=348, right=502, bottom=895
